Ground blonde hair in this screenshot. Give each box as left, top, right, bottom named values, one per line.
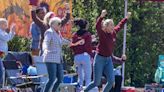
left=43, top=12, right=54, bottom=25
left=103, top=19, right=114, bottom=27
left=49, top=17, right=61, bottom=26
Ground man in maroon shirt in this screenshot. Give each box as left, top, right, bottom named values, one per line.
left=84, top=10, right=131, bottom=92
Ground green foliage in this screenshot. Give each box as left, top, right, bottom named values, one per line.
left=8, top=36, right=31, bottom=52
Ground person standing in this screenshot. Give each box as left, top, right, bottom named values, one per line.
left=84, top=10, right=131, bottom=92
left=0, top=18, right=15, bottom=87
left=42, top=17, right=83, bottom=92
left=71, top=19, right=92, bottom=90
left=30, top=7, right=46, bottom=56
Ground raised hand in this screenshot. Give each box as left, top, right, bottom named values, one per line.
left=65, top=3, right=70, bottom=10
left=127, top=12, right=131, bottom=19
left=100, top=9, right=107, bottom=18
left=121, top=54, right=127, bottom=61
left=64, top=3, right=70, bottom=13
left=29, top=0, right=39, bottom=6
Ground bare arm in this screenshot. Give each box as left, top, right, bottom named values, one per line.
left=61, top=12, right=70, bottom=27
left=61, top=3, right=71, bottom=27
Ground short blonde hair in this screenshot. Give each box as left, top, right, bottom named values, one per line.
left=0, top=18, right=8, bottom=25
left=103, top=19, right=114, bottom=27
left=49, top=17, right=61, bottom=26
left=43, top=12, right=54, bottom=25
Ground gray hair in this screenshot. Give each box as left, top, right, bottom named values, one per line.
left=49, top=17, right=61, bottom=26
left=103, top=19, right=114, bottom=27
left=0, top=18, right=8, bottom=25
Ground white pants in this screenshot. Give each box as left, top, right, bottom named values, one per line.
left=74, top=52, right=92, bottom=86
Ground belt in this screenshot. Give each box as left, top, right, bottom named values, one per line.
left=97, top=53, right=109, bottom=57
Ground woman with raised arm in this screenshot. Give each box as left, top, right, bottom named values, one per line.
left=84, top=10, right=131, bottom=92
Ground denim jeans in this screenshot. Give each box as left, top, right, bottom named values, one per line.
left=43, top=62, right=63, bottom=92
left=84, top=54, right=115, bottom=92
left=0, top=58, right=3, bottom=86
left=74, top=52, right=92, bottom=86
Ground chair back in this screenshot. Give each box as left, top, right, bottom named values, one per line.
left=2, top=60, right=23, bottom=85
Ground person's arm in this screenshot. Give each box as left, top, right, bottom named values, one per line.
left=114, top=18, right=128, bottom=33
left=8, top=23, right=16, bottom=40
left=84, top=33, right=92, bottom=56
left=61, top=3, right=70, bottom=27
left=42, top=31, right=51, bottom=52
left=114, top=12, right=131, bottom=33
left=0, top=24, right=15, bottom=42
left=112, top=55, right=126, bottom=64
left=96, top=17, right=103, bottom=32
left=31, top=6, right=45, bottom=29
left=70, top=39, right=85, bottom=47
left=63, top=38, right=85, bottom=47
left=61, top=37, right=71, bottom=46
left=96, top=10, right=107, bottom=32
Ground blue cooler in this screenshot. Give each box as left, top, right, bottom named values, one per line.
left=63, top=74, right=77, bottom=83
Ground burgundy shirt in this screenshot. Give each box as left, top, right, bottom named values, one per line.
left=71, top=32, right=92, bottom=56
left=96, top=17, right=127, bottom=57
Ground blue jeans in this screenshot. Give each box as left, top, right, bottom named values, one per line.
left=74, top=52, right=92, bottom=86
left=43, top=62, right=63, bottom=92
left=84, top=54, right=115, bottom=92
left=0, top=58, right=3, bottom=86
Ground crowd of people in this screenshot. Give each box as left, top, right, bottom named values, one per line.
left=0, top=0, right=131, bottom=92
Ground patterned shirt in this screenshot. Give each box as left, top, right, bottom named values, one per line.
left=42, top=28, right=70, bottom=63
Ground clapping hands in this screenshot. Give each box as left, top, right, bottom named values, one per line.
left=10, top=23, right=16, bottom=33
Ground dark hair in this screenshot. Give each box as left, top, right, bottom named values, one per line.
left=40, top=1, right=50, bottom=12
left=74, top=18, right=88, bottom=29
left=35, top=7, right=44, bottom=14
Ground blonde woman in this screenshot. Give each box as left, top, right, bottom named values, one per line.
left=84, top=10, right=131, bottom=92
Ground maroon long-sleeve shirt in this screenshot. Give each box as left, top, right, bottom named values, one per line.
left=96, top=17, right=127, bottom=57
left=71, top=32, right=92, bottom=56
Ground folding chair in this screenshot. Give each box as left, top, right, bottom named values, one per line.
left=3, top=60, right=22, bottom=85
left=2, top=60, right=34, bottom=92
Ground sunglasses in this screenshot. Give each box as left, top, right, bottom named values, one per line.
left=57, top=22, right=61, bottom=26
